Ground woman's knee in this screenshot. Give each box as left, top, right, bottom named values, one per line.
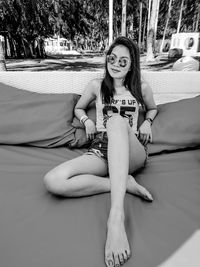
left=43, top=169, right=68, bottom=196
left=106, top=115, right=128, bottom=132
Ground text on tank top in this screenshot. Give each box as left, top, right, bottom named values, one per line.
left=96, top=90, right=139, bottom=133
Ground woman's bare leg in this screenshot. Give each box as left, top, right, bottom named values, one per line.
left=44, top=155, right=108, bottom=196
left=105, top=115, right=147, bottom=267
left=44, top=116, right=151, bottom=267
left=44, top=155, right=151, bottom=199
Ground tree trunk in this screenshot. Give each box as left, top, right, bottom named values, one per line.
left=142, top=13, right=147, bottom=51
left=193, top=18, right=196, bottom=32
left=177, top=0, right=184, bottom=33
left=138, top=2, right=143, bottom=51
left=29, top=43, right=35, bottom=58
left=160, top=0, right=173, bottom=53
left=22, top=38, right=27, bottom=58
left=147, top=0, right=152, bottom=37
left=121, top=0, right=127, bottom=36
left=12, top=39, right=17, bottom=58
left=8, top=33, right=16, bottom=58
left=129, top=14, right=134, bottom=37
left=109, top=0, right=113, bottom=45
left=195, top=7, right=200, bottom=32
left=0, top=37, right=7, bottom=71
left=146, top=0, right=160, bottom=61
left=146, top=29, right=155, bottom=61
left=155, top=0, right=161, bottom=36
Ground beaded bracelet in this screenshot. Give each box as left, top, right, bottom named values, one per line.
left=82, top=118, right=89, bottom=124
left=80, top=115, right=89, bottom=125
left=145, top=118, right=153, bottom=125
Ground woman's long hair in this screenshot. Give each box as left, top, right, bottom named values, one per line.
left=101, top=36, right=144, bottom=107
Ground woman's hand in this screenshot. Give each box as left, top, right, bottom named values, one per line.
left=84, top=119, right=97, bottom=140
left=138, top=120, right=152, bottom=146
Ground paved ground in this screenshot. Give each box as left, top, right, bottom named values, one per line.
left=5, top=53, right=174, bottom=72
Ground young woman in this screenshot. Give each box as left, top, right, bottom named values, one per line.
left=44, top=36, right=158, bottom=267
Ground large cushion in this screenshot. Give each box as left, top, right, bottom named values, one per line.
left=148, top=95, right=200, bottom=154
left=70, top=101, right=96, bottom=148
left=172, top=56, right=199, bottom=71
left=71, top=95, right=200, bottom=154
left=0, top=82, right=79, bottom=147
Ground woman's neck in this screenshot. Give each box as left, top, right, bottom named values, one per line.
left=113, top=78, right=124, bottom=88
left=113, top=78, right=127, bottom=94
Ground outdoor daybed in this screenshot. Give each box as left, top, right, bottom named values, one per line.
left=0, top=71, right=200, bottom=267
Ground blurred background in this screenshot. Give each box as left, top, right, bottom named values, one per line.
left=0, top=0, right=199, bottom=71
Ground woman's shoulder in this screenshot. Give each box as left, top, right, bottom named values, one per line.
left=87, top=78, right=103, bottom=96
left=141, top=76, right=152, bottom=98
left=89, top=78, right=103, bottom=88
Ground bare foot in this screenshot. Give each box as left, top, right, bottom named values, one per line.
left=105, top=214, right=131, bottom=267
left=127, top=175, right=153, bottom=201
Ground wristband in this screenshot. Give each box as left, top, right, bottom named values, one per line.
left=146, top=118, right=153, bottom=125
left=80, top=115, right=88, bottom=125
left=82, top=118, right=89, bottom=125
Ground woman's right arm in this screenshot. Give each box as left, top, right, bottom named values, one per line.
left=74, top=79, right=99, bottom=140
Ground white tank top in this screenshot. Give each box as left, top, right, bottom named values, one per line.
left=96, top=90, right=139, bottom=133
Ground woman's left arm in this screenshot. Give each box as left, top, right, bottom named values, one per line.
left=138, top=80, right=158, bottom=145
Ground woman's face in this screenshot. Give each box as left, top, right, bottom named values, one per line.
left=107, top=45, right=131, bottom=80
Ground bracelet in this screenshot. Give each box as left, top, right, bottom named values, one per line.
left=145, top=118, right=153, bottom=125
left=80, top=115, right=88, bottom=125
left=83, top=118, right=89, bottom=125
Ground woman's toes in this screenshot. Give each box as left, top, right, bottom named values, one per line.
left=128, top=176, right=153, bottom=201
left=122, top=250, right=129, bottom=262
left=125, top=250, right=131, bottom=260
left=105, top=253, right=114, bottom=267
left=114, top=253, right=120, bottom=267
left=118, top=253, right=124, bottom=265
left=138, top=185, right=153, bottom=201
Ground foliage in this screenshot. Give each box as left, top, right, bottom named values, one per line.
left=0, top=0, right=199, bottom=58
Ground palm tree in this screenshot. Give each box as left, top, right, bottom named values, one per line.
left=0, top=36, right=7, bottom=71
left=147, top=0, right=152, bottom=38
left=109, top=0, right=114, bottom=44
left=195, top=4, right=200, bottom=31
left=121, top=0, right=127, bottom=36
left=146, top=0, right=160, bottom=61
left=138, top=1, right=143, bottom=51
left=160, top=0, right=173, bottom=53
left=154, top=0, right=161, bottom=35
left=177, top=0, right=184, bottom=33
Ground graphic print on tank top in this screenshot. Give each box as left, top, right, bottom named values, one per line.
left=96, top=91, right=139, bottom=133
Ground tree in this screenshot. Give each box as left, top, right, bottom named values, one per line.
left=160, top=0, right=173, bottom=53
left=146, top=0, right=160, bottom=61
left=121, top=0, right=127, bottom=36
left=0, top=0, right=96, bottom=58
left=147, top=0, right=152, bottom=39
left=138, top=1, right=143, bottom=50
left=195, top=4, right=200, bottom=31
left=0, top=36, right=7, bottom=71
left=0, top=0, right=199, bottom=60
left=154, top=0, right=161, bottom=35
left=177, top=0, right=184, bottom=33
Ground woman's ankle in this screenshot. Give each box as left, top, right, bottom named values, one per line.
left=108, top=208, right=125, bottom=224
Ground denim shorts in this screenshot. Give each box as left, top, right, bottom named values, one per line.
left=85, top=132, right=149, bottom=164
left=85, top=132, right=108, bottom=162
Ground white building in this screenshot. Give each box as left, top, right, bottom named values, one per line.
left=44, top=37, right=80, bottom=56
left=170, top=32, right=200, bottom=57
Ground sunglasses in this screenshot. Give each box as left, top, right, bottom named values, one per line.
left=107, top=54, right=130, bottom=68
